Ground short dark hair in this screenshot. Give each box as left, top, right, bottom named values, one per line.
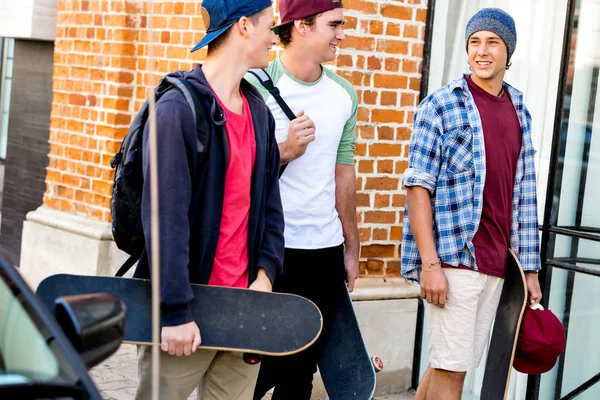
left=207, top=11, right=263, bottom=54
left=278, top=14, right=318, bottom=47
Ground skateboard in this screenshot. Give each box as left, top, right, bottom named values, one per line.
left=481, top=249, right=528, bottom=400
left=318, top=282, right=377, bottom=399
left=36, top=274, right=323, bottom=363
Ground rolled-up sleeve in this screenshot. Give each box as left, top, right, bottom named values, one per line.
left=517, top=110, right=541, bottom=272
left=402, top=101, right=443, bottom=194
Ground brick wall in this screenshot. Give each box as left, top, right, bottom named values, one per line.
left=45, top=0, right=428, bottom=278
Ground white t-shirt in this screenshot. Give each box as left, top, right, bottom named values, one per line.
left=246, top=58, right=358, bottom=249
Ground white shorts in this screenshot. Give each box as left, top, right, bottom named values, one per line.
left=424, top=268, right=504, bottom=372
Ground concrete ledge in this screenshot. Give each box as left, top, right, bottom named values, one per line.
left=25, top=206, right=114, bottom=241
left=0, top=0, right=57, bottom=40
left=351, top=278, right=420, bottom=301
left=20, top=206, right=129, bottom=289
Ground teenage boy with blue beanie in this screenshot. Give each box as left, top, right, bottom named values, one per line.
left=401, top=8, right=542, bottom=399
left=133, top=1, right=284, bottom=399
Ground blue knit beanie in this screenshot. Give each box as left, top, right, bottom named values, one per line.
left=465, top=8, right=517, bottom=62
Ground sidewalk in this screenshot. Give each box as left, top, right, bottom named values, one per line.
left=90, top=344, right=415, bottom=400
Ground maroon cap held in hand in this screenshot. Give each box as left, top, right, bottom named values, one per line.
left=513, top=305, right=566, bottom=375
left=273, top=0, right=343, bottom=34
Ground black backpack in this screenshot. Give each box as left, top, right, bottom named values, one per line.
left=110, top=76, right=210, bottom=277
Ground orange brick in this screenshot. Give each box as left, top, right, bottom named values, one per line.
left=356, top=193, right=371, bottom=207
left=381, top=4, right=413, bottom=20
left=381, top=91, right=397, bottom=106
left=369, top=20, right=383, bottom=35
left=410, top=77, right=421, bottom=91
left=358, top=160, right=374, bottom=173
left=344, top=0, right=378, bottom=14
left=366, top=259, right=384, bottom=274
left=377, top=160, right=394, bottom=174
left=412, top=43, right=424, bottom=58
left=377, top=126, right=394, bottom=140
left=374, top=194, right=390, bottom=208
left=402, top=59, right=419, bottom=74
left=365, top=211, right=396, bottom=224
left=337, top=54, right=353, bottom=67
left=390, top=226, right=403, bottom=241
left=358, top=228, right=372, bottom=242
left=396, top=127, right=413, bottom=141
left=341, top=35, right=375, bottom=51
left=359, top=126, right=375, bottom=140
left=365, top=177, right=399, bottom=191
left=404, top=24, right=419, bottom=39
left=355, top=142, right=367, bottom=156
left=377, top=39, right=409, bottom=55
left=400, top=93, right=415, bottom=107
left=386, top=23, right=401, bottom=37
left=359, top=261, right=367, bottom=276
left=363, top=90, right=377, bottom=105
left=387, top=261, right=401, bottom=277
left=369, top=143, right=402, bottom=157
left=392, top=194, right=407, bottom=207
left=374, top=74, right=407, bottom=89
left=395, top=161, right=410, bottom=174
left=373, top=229, right=388, bottom=241
left=372, top=109, right=406, bottom=123
left=361, top=245, right=395, bottom=258
left=345, top=16, right=358, bottom=30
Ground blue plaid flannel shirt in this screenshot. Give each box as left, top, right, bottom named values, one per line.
left=401, top=76, right=541, bottom=282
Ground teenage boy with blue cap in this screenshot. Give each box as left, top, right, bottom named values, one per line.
left=401, top=8, right=543, bottom=400
left=133, top=1, right=284, bottom=399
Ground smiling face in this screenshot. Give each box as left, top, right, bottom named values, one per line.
left=467, top=30, right=508, bottom=87
left=304, top=8, right=346, bottom=63
left=245, top=7, right=277, bottom=69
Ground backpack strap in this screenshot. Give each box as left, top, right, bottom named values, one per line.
left=115, top=250, right=143, bottom=277
left=247, top=69, right=296, bottom=121
left=247, top=68, right=296, bottom=178
left=114, top=77, right=209, bottom=277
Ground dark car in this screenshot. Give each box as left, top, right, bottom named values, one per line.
left=0, top=255, right=125, bottom=399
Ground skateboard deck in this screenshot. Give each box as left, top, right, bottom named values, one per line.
left=318, top=282, right=376, bottom=400
left=36, top=274, right=323, bottom=357
left=481, top=249, right=528, bottom=400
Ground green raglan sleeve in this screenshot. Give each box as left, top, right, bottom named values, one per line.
left=336, top=84, right=358, bottom=165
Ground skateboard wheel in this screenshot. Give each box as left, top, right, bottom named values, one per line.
left=243, top=353, right=262, bottom=365
left=372, top=356, right=384, bottom=372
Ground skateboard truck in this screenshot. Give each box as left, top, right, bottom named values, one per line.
left=371, top=356, right=384, bottom=373
left=243, top=353, right=262, bottom=365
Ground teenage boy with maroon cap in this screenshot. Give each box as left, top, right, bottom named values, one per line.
left=133, top=0, right=284, bottom=399
left=402, top=8, right=543, bottom=400
left=246, top=0, right=359, bottom=398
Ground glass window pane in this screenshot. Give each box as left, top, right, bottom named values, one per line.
left=540, top=267, right=600, bottom=399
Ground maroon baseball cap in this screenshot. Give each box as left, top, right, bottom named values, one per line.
left=513, top=305, right=566, bottom=375
left=273, top=0, right=344, bottom=34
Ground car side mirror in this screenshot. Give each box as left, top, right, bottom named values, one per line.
left=54, top=293, right=126, bottom=368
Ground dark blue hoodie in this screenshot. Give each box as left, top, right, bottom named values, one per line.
left=133, top=65, right=285, bottom=326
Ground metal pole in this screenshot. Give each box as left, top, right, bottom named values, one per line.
left=147, top=2, right=161, bottom=400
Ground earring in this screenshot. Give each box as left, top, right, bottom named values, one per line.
left=506, top=61, right=512, bottom=70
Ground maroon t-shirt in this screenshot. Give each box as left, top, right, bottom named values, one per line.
left=467, top=75, right=521, bottom=278
left=443, top=76, right=522, bottom=277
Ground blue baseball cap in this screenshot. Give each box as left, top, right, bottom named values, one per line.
left=191, top=0, right=273, bottom=52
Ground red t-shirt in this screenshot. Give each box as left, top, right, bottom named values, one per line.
left=209, top=91, right=256, bottom=288
left=466, top=75, right=521, bottom=278
left=443, top=77, right=521, bottom=277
